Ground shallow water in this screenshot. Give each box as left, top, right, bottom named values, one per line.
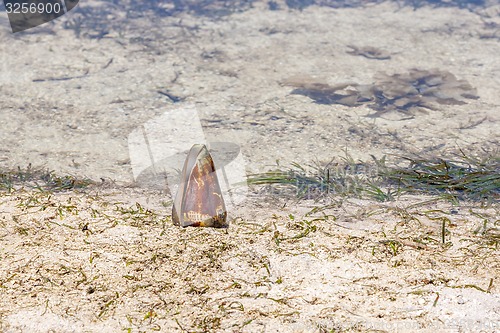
left=0, top=0, right=498, bottom=184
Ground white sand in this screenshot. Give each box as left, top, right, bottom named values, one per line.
left=0, top=1, right=498, bottom=332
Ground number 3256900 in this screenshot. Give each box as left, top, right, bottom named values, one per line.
left=5, top=2, right=62, bottom=14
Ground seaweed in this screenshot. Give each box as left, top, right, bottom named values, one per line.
left=383, top=153, right=499, bottom=201
left=285, top=69, right=478, bottom=117
left=247, top=152, right=499, bottom=202
left=346, top=45, right=392, bottom=60
left=0, top=165, right=93, bottom=193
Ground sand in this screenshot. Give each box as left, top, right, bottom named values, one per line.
left=0, top=0, right=498, bottom=332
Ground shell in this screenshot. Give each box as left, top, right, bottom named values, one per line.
left=172, top=144, right=227, bottom=227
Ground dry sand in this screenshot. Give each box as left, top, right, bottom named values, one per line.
left=0, top=0, right=499, bottom=332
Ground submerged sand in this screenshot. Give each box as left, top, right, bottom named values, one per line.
left=0, top=1, right=499, bottom=332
